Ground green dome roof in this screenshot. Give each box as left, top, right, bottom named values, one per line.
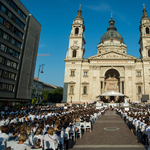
left=101, top=17, right=123, bottom=42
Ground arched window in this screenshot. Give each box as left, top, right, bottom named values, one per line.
left=72, top=50, right=76, bottom=57
left=146, top=27, right=149, bottom=34
left=138, top=86, right=141, bottom=94
left=83, top=86, right=87, bottom=94
left=75, top=28, right=79, bottom=34
left=70, top=86, right=74, bottom=94
left=148, top=50, right=150, bottom=57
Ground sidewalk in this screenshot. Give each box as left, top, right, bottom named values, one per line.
left=71, top=110, right=146, bottom=150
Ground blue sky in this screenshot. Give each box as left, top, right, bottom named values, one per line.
left=20, top=0, right=150, bottom=87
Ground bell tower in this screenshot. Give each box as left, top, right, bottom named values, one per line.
left=139, top=4, right=150, bottom=59
left=66, top=5, right=86, bottom=59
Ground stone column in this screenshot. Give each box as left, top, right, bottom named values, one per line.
left=102, top=81, right=105, bottom=93
left=120, top=81, right=122, bottom=93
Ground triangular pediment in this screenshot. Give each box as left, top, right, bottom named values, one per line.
left=88, top=51, right=137, bottom=60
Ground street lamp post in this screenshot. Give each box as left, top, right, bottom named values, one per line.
left=35, top=64, right=45, bottom=102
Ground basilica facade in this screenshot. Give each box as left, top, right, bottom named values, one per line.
left=62, top=6, right=150, bottom=103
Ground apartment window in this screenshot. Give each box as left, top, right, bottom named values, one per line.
left=6, top=59, right=11, bottom=66
left=11, top=38, right=15, bottom=44
left=16, top=41, right=21, bottom=48
left=13, top=62, right=17, bottom=68
left=0, top=16, right=4, bottom=24
left=17, top=8, right=26, bottom=20
left=4, top=21, right=13, bottom=30
left=138, top=86, right=141, bottom=94
left=5, top=0, right=9, bottom=2
left=3, top=71, right=8, bottom=78
left=10, top=1, right=17, bottom=10
left=15, top=18, right=25, bottom=29
left=71, top=71, right=75, bottom=76
left=8, top=49, right=14, bottom=56
left=14, top=52, right=19, bottom=59
left=72, top=50, right=76, bottom=57
left=0, top=4, right=7, bottom=13
left=8, top=84, right=13, bottom=91
left=0, top=69, right=2, bottom=76
left=0, top=82, right=14, bottom=92
left=10, top=73, right=15, bottom=80
left=0, top=56, right=5, bottom=64
left=3, top=33, right=10, bottom=41
left=84, top=71, right=88, bottom=76
left=70, top=86, right=74, bottom=94
left=83, top=86, right=87, bottom=94
left=137, top=71, right=141, bottom=76
left=0, top=43, right=7, bottom=52
left=8, top=11, right=15, bottom=20
left=13, top=28, right=23, bottom=38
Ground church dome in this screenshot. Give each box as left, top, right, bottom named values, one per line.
left=101, top=16, right=124, bottom=43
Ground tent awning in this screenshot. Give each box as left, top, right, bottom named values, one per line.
left=96, top=91, right=124, bottom=98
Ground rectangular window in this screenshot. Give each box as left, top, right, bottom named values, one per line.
left=137, top=71, right=141, bottom=76
left=8, top=11, right=15, bottom=20
left=0, top=56, right=5, bottom=64
left=17, top=8, right=26, bottom=20
left=8, top=49, right=14, bottom=56
left=0, top=16, right=4, bottom=24
left=5, top=21, right=13, bottom=30
left=6, top=59, right=11, bottom=66
left=0, top=69, right=2, bottom=77
left=15, top=18, right=25, bottom=29
left=71, top=71, right=75, bottom=76
left=13, top=62, right=17, bottom=68
left=0, top=83, right=14, bottom=91
left=10, top=1, right=17, bottom=10
left=1, top=83, right=7, bottom=90
left=14, top=52, right=19, bottom=59
left=13, top=28, right=23, bottom=38
left=5, top=0, right=9, bottom=2
left=16, top=41, right=21, bottom=48
left=0, top=43, right=7, bottom=52
left=3, top=71, right=8, bottom=78
left=11, top=38, right=15, bottom=45
left=8, top=84, right=13, bottom=91
left=0, top=4, right=7, bottom=13
left=84, top=71, right=88, bottom=76
left=3, top=33, right=10, bottom=41
left=10, top=73, right=15, bottom=80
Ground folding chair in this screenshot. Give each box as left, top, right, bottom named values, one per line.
left=44, top=140, right=56, bottom=150
left=86, top=122, right=91, bottom=132
left=80, top=122, right=86, bottom=133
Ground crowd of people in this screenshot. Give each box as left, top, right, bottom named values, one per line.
left=0, top=104, right=106, bottom=150
left=116, top=106, right=150, bottom=145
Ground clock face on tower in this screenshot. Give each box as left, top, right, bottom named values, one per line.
left=73, top=40, right=78, bottom=45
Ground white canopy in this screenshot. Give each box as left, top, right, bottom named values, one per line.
left=97, top=91, right=124, bottom=97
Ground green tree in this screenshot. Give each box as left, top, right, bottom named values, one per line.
left=41, top=90, right=51, bottom=102
left=50, top=87, right=63, bottom=103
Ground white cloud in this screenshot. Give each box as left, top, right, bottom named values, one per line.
left=84, top=3, right=130, bottom=26
left=39, top=45, right=46, bottom=48
left=84, top=3, right=112, bottom=12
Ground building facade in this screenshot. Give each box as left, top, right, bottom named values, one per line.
left=63, top=6, right=150, bottom=103
left=0, top=0, right=41, bottom=106
left=32, top=77, right=57, bottom=101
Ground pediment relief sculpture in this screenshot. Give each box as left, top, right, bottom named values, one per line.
left=89, top=52, right=136, bottom=60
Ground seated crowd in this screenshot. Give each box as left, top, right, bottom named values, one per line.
left=0, top=105, right=106, bottom=150
left=116, top=106, right=150, bottom=145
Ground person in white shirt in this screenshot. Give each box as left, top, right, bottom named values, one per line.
left=44, top=127, right=60, bottom=149
left=33, top=128, right=43, bottom=147
left=14, top=134, right=30, bottom=150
